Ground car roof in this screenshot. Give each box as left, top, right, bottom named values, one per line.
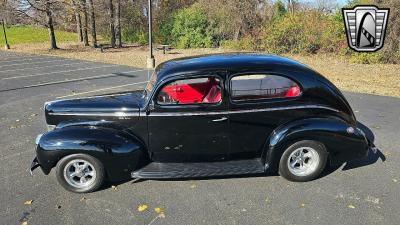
left=155, top=53, right=311, bottom=82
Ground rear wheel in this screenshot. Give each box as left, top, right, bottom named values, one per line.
left=56, top=154, right=105, bottom=193
left=279, top=140, right=328, bottom=182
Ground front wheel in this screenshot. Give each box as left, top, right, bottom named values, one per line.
left=279, top=140, right=328, bottom=182
left=56, top=154, right=105, bottom=193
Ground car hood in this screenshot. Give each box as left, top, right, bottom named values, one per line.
left=45, top=91, right=145, bottom=125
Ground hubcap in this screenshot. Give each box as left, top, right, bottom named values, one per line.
left=287, top=147, right=320, bottom=177
left=63, top=159, right=96, bottom=188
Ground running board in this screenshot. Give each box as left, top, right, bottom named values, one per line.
left=131, top=159, right=265, bottom=179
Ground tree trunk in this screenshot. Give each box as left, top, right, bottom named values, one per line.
left=72, top=0, right=83, bottom=42
left=115, top=0, right=122, bottom=48
left=87, top=0, right=97, bottom=48
left=108, top=0, right=116, bottom=48
left=81, top=0, right=89, bottom=46
left=46, top=1, right=58, bottom=49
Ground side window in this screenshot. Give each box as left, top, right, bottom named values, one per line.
left=157, top=77, right=222, bottom=105
left=230, top=74, right=301, bottom=101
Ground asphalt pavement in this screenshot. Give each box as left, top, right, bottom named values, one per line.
left=0, top=50, right=399, bottom=225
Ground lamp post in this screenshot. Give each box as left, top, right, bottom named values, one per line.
left=146, top=0, right=155, bottom=68
left=2, top=19, right=10, bottom=50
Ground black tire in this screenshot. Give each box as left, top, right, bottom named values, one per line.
left=279, top=140, right=328, bottom=182
left=55, top=154, right=105, bottom=193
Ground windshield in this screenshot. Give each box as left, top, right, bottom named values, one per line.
left=143, top=70, right=157, bottom=99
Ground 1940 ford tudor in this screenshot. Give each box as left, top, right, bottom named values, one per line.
left=30, top=53, right=375, bottom=193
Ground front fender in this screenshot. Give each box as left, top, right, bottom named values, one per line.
left=36, top=126, right=148, bottom=181
left=264, top=117, right=369, bottom=171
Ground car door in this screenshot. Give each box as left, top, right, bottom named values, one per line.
left=227, top=73, right=302, bottom=160
left=147, top=74, right=230, bottom=162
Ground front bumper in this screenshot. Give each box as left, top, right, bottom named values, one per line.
left=30, top=134, right=43, bottom=175
left=30, top=157, right=41, bottom=175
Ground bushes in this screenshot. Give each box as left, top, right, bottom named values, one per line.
left=169, top=6, right=214, bottom=48
left=122, top=29, right=148, bottom=45
left=261, top=12, right=345, bottom=54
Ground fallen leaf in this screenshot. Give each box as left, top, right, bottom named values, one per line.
left=80, top=197, right=86, bottom=202
left=190, top=184, right=196, bottom=189
left=137, top=204, right=148, bottom=212
left=154, top=207, right=162, bottom=214
left=24, top=200, right=33, bottom=205
left=22, top=222, right=28, bottom=225
left=348, top=204, right=355, bottom=209
left=301, top=203, right=305, bottom=207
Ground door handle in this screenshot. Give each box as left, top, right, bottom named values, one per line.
left=212, top=117, right=228, bottom=122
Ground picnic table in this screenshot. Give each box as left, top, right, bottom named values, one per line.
left=157, top=44, right=171, bottom=54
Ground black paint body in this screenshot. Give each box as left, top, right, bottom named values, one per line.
left=34, top=53, right=370, bottom=181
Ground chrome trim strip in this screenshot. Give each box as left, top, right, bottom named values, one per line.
left=47, top=105, right=338, bottom=117
left=48, top=111, right=140, bottom=117
left=149, top=105, right=339, bottom=117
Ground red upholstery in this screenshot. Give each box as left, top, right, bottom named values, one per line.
left=202, top=86, right=222, bottom=103
left=160, top=78, right=221, bottom=104
left=285, top=86, right=300, bottom=97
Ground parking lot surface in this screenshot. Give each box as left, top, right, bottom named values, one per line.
left=0, top=50, right=399, bottom=225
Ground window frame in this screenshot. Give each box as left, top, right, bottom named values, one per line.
left=153, top=74, right=224, bottom=108
left=228, top=72, right=302, bottom=104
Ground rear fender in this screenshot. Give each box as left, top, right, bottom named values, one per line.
left=262, top=117, right=369, bottom=171
left=36, top=125, right=148, bottom=181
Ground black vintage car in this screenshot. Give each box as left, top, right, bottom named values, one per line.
left=31, top=53, right=374, bottom=193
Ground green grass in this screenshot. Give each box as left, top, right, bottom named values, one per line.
left=0, top=25, right=77, bottom=45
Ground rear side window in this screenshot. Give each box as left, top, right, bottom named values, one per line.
left=157, top=77, right=222, bottom=105
left=230, top=74, right=301, bottom=101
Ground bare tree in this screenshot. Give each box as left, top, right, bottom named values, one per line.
left=315, top=0, right=337, bottom=13
left=286, top=0, right=296, bottom=13
left=16, top=0, right=61, bottom=49
left=80, top=0, right=89, bottom=46
left=115, top=0, right=121, bottom=47
left=86, top=0, right=97, bottom=47
left=107, top=0, right=115, bottom=47
left=71, top=0, right=83, bottom=42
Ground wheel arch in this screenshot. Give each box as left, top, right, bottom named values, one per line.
left=36, top=125, right=149, bottom=181
left=262, top=117, right=369, bottom=172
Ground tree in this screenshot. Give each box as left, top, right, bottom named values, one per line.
left=107, top=0, right=116, bottom=47
left=15, top=0, right=61, bottom=49
left=71, top=0, right=83, bottom=42
left=196, top=0, right=260, bottom=41
left=286, top=0, right=296, bottom=13
left=115, top=0, right=121, bottom=47
left=86, top=0, right=97, bottom=47
left=80, top=0, right=89, bottom=46
left=273, top=0, right=287, bottom=18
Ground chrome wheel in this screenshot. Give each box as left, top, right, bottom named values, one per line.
left=287, top=147, right=320, bottom=177
left=63, top=159, right=96, bottom=188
